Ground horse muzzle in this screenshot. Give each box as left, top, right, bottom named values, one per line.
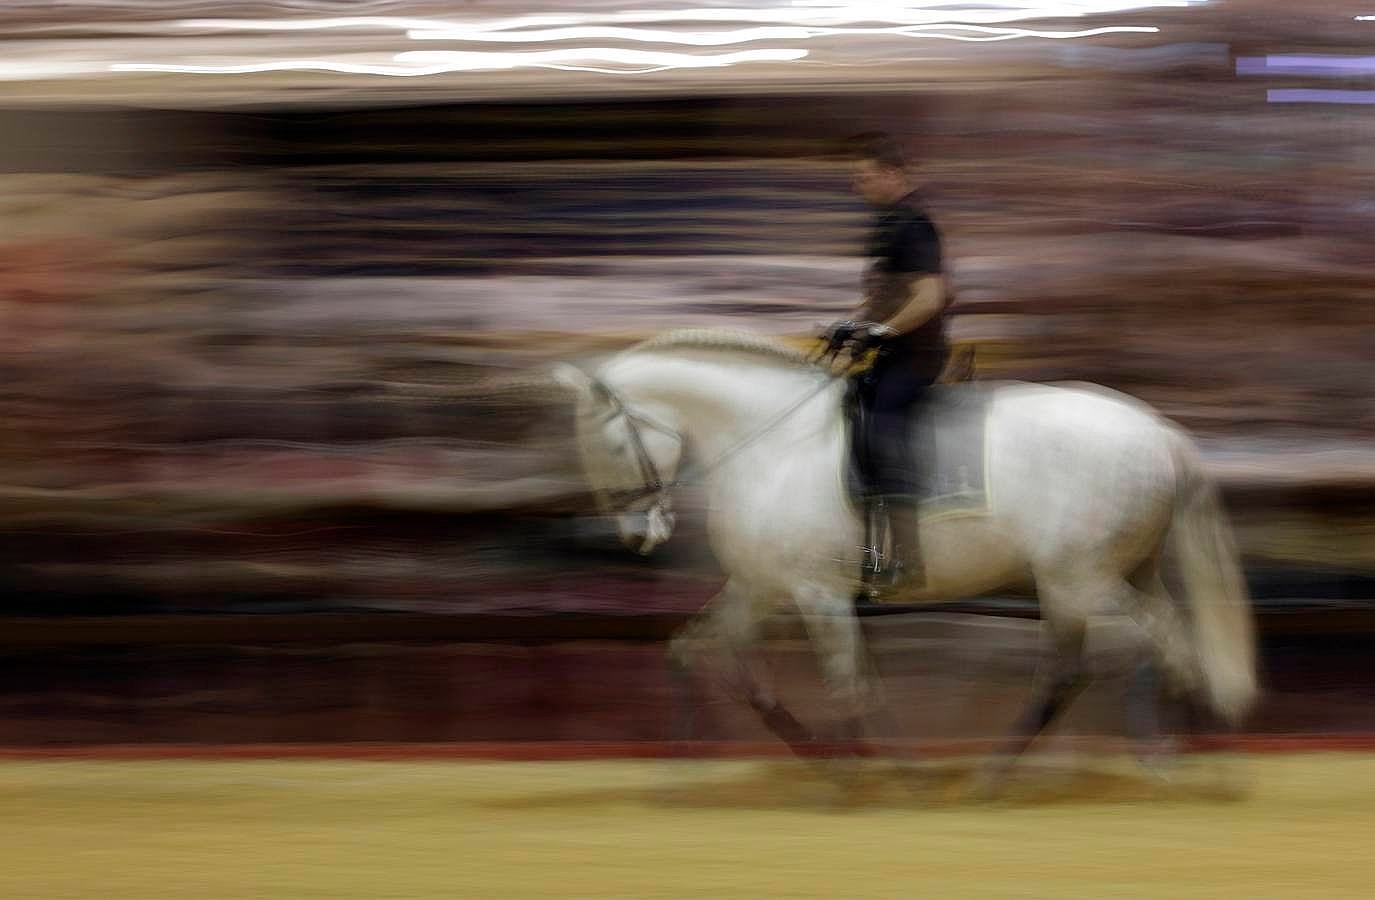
left=618, top=500, right=676, bottom=555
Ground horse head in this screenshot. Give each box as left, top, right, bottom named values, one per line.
left=552, top=362, right=684, bottom=554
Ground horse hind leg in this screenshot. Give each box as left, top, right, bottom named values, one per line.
left=1120, top=560, right=1207, bottom=771
left=1122, top=560, right=1202, bottom=695
left=1126, top=658, right=1173, bottom=769
left=1019, top=563, right=1199, bottom=782
left=973, top=602, right=1089, bottom=799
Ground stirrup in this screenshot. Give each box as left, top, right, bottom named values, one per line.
left=859, top=493, right=925, bottom=597
left=857, top=498, right=894, bottom=597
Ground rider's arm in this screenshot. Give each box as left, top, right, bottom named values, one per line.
left=878, top=273, right=945, bottom=337
left=871, top=212, right=945, bottom=337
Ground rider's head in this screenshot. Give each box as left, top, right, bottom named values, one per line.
left=850, top=132, right=914, bottom=207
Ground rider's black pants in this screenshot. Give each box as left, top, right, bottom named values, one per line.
left=861, top=347, right=940, bottom=497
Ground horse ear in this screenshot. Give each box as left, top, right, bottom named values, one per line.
left=550, top=363, right=594, bottom=400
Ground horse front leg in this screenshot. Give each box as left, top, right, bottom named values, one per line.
left=792, top=584, right=879, bottom=756
left=668, top=580, right=816, bottom=752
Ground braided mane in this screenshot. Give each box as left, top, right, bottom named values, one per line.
left=623, top=328, right=820, bottom=369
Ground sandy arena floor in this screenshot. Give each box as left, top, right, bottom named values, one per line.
left=0, top=753, right=1371, bottom=899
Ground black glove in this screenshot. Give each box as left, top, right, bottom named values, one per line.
left=821, top=319, right=862, bottom=354
left=847, top=322, right=899, bottom=353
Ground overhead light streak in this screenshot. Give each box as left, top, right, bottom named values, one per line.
left=161, top=2, right=1200, bottom=34
left=0, top=59, right=110, bottom=81
left=397, top=48, right=811, bottom=73
left=406, top=23, right=1160, bottom=44
left=408, top=7, right=1165, bottom=29
left=174, top=16, right=583, bottom=33
left=175, top=17, right=459, bottom=32
left=785, top=0, right=1200, bottom=7
left=110, top=48, right=810, bottom=77
left=406, top=26, right=815, bottom=45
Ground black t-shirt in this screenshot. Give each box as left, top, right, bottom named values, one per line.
left=863, top=193, right=947, bottom=368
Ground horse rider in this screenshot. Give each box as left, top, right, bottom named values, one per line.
left=826, top=133, right=950, bottom=591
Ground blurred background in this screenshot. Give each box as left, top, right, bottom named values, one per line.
left=0, top=0, right=1372, bottom=748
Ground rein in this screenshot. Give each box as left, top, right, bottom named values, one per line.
left=589, top=368, right=841, bottom=510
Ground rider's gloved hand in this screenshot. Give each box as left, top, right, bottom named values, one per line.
left=821, top=319, right=862, bottom=354
left=848, top=322, right=899, bottom=352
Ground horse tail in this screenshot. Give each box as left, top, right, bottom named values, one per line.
left=1168, top=433, right=1258, bottom=726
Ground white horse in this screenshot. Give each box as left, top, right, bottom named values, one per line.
left=554, top=329, right=1257, bottom=773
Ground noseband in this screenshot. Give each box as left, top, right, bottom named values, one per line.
left=588, top=377, right=682, bottom=513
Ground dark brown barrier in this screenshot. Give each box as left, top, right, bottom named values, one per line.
left=0, top=609, right=1371, bottom=747
left=0, top=602, right=1371, bottom=647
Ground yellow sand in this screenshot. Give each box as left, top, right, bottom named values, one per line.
left=0, top=753, right=1371, bottom=899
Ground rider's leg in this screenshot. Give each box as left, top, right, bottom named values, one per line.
left=867, top=353, right=934, bottom=589
left=881, top=494, right=923, bottom=589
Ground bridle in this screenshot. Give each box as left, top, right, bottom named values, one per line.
left=586, top=376, right=684, bottom=514
left=585, top=369, right=840, bottom=515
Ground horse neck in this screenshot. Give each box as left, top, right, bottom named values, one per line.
left=606, top=351, right=836, bottom=463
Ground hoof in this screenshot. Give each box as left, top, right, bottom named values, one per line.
left=1132, top=735, right=1183, bottom=782
left=967, top=757, right=1017, bottom=803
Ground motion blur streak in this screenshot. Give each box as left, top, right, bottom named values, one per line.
left=167, top=2, right=1200, bottom=32
left=1266, top=88, right=1375, bottom=104
left=405, top=25, right=1162, bottom=45
left=110, top=48, right=811, bottom=77
left=1238, top=55, right=1375, bottom=76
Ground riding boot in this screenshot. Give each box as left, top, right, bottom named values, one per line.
left=881, top=496, right=925, bottom=594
